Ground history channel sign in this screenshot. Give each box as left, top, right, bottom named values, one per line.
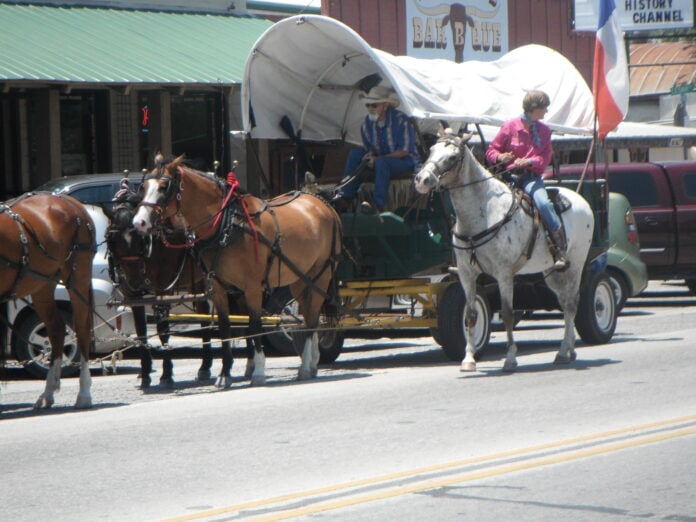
left=573, top=0, right=694, bottom=32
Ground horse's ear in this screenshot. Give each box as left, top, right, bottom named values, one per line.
left=438, top=126, right=456, bottom=139
left=458, top=132, right=474, bottom=152
left=459, top=132, right=474, bottom=148
left=100, top=203, right=114, bottom=221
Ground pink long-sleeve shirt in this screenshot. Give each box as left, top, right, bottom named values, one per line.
left=485, top=117, right=553, bottom=175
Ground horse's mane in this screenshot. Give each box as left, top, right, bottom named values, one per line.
left=162, top=156, right=249, bottom=196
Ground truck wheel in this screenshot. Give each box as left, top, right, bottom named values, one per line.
left=437, top=282, right=491, bottom=361
left=575, top=271, right=617, bottom=344
left=262, top=287, right=344, bottom=363
left=13, top=309, right=80, bottom=379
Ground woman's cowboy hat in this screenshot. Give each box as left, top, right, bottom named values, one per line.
left=360, top=85, right=400, bottom=108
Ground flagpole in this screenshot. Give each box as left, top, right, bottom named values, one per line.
left=577, top=112, right=599, bottom=194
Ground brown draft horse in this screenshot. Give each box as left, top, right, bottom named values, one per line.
left=132, top=156, right=342, bottom=387
left=105, top=184, right=216, bottom=389
left=0, top=193, right=95, bottom=409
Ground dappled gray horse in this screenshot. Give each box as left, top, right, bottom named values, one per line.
left=414, top=131, right=594, bottom=372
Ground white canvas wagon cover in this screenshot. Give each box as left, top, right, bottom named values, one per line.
left=241, top=14, right=596, bottom=146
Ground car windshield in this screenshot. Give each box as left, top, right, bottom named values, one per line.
left=35, top=178, right=74, bottom=193
left=34, top=176, right=141, bottom=208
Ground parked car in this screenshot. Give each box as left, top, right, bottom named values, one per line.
left=606, top=192, right=648, bottom=310
left=4, top=175, right=137, bottom=378
left=543, top=171, right=649, bottom=310
left=33, top=173, right=138, bottom=213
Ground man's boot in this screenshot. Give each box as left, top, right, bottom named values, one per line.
left=548, top=228, right=569, bottom=271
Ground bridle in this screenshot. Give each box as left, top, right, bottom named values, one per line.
left=139, top=162, right=182, bottom=215
left=421, top=137, right=494, bottom=192
left=107, top=210, right=191, bottom=296
left=139, top=163, right=226, bottom=248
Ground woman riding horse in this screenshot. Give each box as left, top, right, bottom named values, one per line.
left=486, top=90, right=568, bottom=271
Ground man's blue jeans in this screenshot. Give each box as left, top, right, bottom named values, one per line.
left=519, top=172, right=561, bottom=232
left=341, top=148, right=415, bottom=208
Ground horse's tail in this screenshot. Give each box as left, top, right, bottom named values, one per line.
left=322, top=209, right=344, bottom=319
left=0, top=302, right=7, bottom=388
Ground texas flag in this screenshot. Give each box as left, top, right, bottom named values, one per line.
left=592, top=0, right=629, bottom=140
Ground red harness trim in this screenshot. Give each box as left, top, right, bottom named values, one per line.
left=222, top=171, right=260, bottom=262
left=160, top=169, right=260, bottom=262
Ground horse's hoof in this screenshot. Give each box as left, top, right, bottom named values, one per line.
left=215, top=375, right=234, bottom=388
left=554, top=353, right=575, bottom=364
left=460, top=361, right=477, bottom=372
left=298, top=368, right=316, bottom=380
left=502, top=360, right=518, bottom=372
left=139, top=376, right=152, bottom=390
left=250, top=375, right=267, bottom=386
left=196, top=369, right=212, bottom=381
left=33, top=396, right=53, bottom=409
left=74, top=396, right=93, bottom=409
left=159, top=377, right=175, bottom=389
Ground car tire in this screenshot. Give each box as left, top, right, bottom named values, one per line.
left=607, top=267, right=629, bottom=312
left=575, top=271, right=617, bottom=344
left=13, top=309, right=80, bottom=379
left=436, top=282, right=491, bottom=361
left=262, top=287, right=344, bottom=363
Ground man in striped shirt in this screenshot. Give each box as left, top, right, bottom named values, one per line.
left=333, top=85, right=421, bottom=213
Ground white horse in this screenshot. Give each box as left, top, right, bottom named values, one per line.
left=414, top=132, right=594, bottom=372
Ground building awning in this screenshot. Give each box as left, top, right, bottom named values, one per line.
left=630, top=41, right=696, bottom=97
left=0, top=3, right=272, bottom=88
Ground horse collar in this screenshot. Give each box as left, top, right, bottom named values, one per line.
left=452, top=192, right=520, bottom=249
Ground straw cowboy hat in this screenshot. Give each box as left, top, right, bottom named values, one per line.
left=360, top=85, right=400, bottom=108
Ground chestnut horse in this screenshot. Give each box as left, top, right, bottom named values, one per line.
left=0, top=193, right=95, bottom=408
left=132, top=157, right=342, bottom=387
left=105, top=185, right=216, bottom=389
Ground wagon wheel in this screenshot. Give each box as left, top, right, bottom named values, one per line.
left=436, top=282, right=491, bottom=362
left=575, top=270, right=617, bottom=344
left=262, top=287, right=344, bottom=363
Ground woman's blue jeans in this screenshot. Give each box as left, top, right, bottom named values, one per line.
left=519, top=172, right=561, bottom=232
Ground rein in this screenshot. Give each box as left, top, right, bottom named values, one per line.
left=442, top=174, right=495, bottom=192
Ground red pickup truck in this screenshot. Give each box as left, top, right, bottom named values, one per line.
left=554, top=161, right=696, bottom=290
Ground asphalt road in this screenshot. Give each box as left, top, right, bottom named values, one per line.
left=1, top=281, right=695, bottom=521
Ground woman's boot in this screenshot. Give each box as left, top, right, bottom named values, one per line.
left=548, top=228, right=568, bottom=271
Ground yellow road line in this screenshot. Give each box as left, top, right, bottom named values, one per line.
left=246, top=427, right=696, bottom=522
left=161, top=414, right=696, bottom=522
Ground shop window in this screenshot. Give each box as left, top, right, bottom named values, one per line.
left=171, top=92, right=224, bottom=172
